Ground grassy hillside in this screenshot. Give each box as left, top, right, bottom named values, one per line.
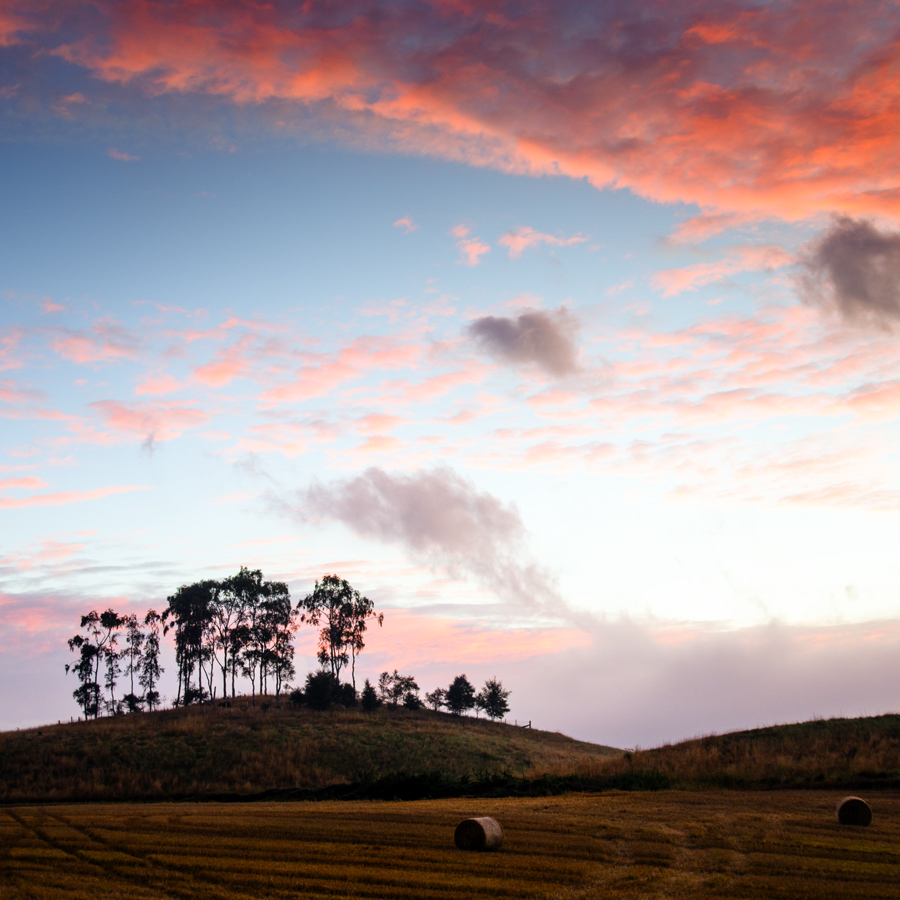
left=0, top=699, right=621, bottom=804
left=582, top=714, right=900, bottom=789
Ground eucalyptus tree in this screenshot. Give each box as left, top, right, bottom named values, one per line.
left=65, top=609, right=124, bottom=718
left=121, top=613, right=145, bottom=713
left=163, top=579, right=219, bottom=705
left=298, top=575, right=381, bottom=689
left=139, top=609, right=163, bottom=710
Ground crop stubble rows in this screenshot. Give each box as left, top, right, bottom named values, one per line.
left=1, top=791, right=898, bottom=899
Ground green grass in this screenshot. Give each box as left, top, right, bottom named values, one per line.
left=3, top=791, right=899, bottom=899
left=0, top=700, right=620, bottom=804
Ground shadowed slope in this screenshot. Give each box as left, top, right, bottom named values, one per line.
left=0, top=701, right=620, bottom=804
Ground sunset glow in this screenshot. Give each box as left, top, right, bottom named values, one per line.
left=2, top=0, right=899, bottom=746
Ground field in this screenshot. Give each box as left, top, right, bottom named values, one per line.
left=3, top=791, right=899, bottom=899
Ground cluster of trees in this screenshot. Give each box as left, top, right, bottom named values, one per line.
left=66, top=609, right=163, bottom=718
left=66, top=569, right=512, bottom=724
left=66, top=570, right=381, bottom=719
left=290, top=669, right=511, bottom=722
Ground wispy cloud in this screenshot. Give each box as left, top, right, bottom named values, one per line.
left=107, top=147, right=139, bottom=162
left=0, top=485, right=149, bottom=509
left=277, top=466, right=566, bottom=619
left=449, top=225, right=490, bottom=267
left=498, top=226, right=588, bottom=259
left=392, top=215, right=417, bottom=234
left=652, top=245, right=793, bottom=297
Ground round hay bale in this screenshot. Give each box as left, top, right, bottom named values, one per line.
left=454, top=816, right=503, bottom=851
left=836, top=796, right=872, bottom=827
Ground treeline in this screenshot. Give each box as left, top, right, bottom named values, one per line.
left=293, top=670, right=511, bottom=721
left=66, top=569, right=511, bottom=723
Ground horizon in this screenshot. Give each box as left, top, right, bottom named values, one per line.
left=2, top=0, right=900, bottom=749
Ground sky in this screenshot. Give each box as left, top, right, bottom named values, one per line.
left=2, top=0, right=900, bottom=747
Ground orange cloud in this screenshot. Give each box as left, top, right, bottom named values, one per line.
left=9, top=1, right=899, bottom=226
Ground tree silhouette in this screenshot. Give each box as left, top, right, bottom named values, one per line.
left=299, top=575, right=380, bottom=687
left=445, top=674, right=476, bottom=716
left=476, top=677, right=511, bottom=721
left=139, top=609, right=163, bottom=711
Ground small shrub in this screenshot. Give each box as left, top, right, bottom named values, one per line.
left=361, top=679, right=379, bottom=711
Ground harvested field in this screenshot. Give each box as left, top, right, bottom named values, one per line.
left=2, top=791, right=899, bottom=899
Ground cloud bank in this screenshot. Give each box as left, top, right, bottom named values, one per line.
left=280, top=466, right=565, bottom=618
left=467, top=308, right=580, bottom=376
left=4, top=1, right=900, bottom=224
left=798, top=217, right=900, bottom=327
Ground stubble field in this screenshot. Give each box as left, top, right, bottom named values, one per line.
left=2, top=791, right=898, bottom=899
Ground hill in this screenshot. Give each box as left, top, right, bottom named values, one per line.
left=580, top=714, right=900, bottom=790
left=0, top=700, right=621, bottom=804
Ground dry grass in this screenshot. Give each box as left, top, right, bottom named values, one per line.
left=574, top=715, right=900, bottom=790
left=0, top=701, right=620, bottom=803
left=2, top=791, right=899, bottom=899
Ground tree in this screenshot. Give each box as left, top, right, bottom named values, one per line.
left=65, top=609, right=123, bottom=718
left=298, top=575, right=381, bottom=689
left=445, top=674, right=476, bottom=716
left=139, top=609, right=163, bottom=711
left=347, top=591, right=383, bottom=691
left=403, top=691, right=422, bottom=710
left=424, top=688, right=446, bottom=711
left=476, top=677, right=511, bottom=721
left=260, top=579, right=297, bottom=706
left=121, top=613, right=145, bottom=714
left=304, top=670, right=337, bottom=710
left=377, top=670, right=419, bottom=707
left=361, top=679, right=378, bottom=711
left=163, top=580, right=218, bottom=705
left=212, top=567, right=256, bottom=699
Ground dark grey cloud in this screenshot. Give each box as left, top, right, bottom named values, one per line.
left=798, top=216, right=900, bottom=326
left=467, top=307, right=580, bottom=376
left=280, top=466, right=565, bottom=617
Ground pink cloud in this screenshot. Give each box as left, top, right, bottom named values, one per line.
left=89, top=399, right=209, bottom=442
left=0, top=484, right=149, bottom=509
left=0, top=328, right=23, bottom=371
left=652, top=245, right=793, bottom=296
left=0, top=476, right=47, bottom=490
left=450, top=224, right=490, bottom=267
left=108, top=147, right=139, bottom=161
left=368, top=609, right=591, bottom=668
left=392, top=215, right=417, bottom=233
left=41, top=299, right=65, bottom=314
left=498, top=226, right=588, bottom=259
left=259, top=335, right=425, bottom=406
left=53, top=322, right=141, bottom=364
left=135, top=373, right=182, bottom=396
